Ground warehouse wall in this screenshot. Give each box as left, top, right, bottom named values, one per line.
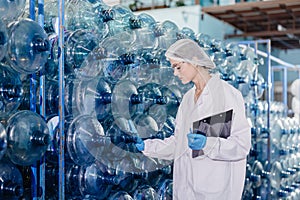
left=278, top=50, right=300, bottom=81
left=135, top=5, right=235, bottom=40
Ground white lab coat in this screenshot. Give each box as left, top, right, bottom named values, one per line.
left=142, top=75, right=251, bottom=200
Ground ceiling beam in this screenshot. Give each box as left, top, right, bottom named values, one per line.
left=273, top=39, right=298, bottom=50
left=225, top=29, right=300, bottom=38
left=202, top=0, right=300, bottom=49
left=201, top=0, right=299, bottom=13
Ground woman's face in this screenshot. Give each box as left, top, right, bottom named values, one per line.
left=170, top=59, right=198, bottom=84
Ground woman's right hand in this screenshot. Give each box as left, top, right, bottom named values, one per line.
left=134, top=137, right=145, bottom=151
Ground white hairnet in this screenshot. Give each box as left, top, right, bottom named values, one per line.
left=165, top=38, right=216, bottom=69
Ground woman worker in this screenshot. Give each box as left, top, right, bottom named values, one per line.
left=135, top=38, right=252, bottom=200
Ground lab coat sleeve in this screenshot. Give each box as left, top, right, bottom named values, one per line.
left=201, top=92, right=252, bottom=161
left=141, top=100, right=184, bottom=160
left=142, top=135, right=176, bottom=160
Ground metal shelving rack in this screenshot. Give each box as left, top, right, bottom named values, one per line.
left=271, top=64, right=300, bottom=115
left=23, top=0, right=300, bottom=197
left=26, top=0, right=66, bottom=198
left=29, top=0, right=47, bottom=199
left=238, top=39, right=272, bottom=167
left=57, top=0, right=66, bottom=199
left=238, top=39, right=300, bottom=199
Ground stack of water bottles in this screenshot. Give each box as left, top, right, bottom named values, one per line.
left=0, top=0, right=299, bottom=199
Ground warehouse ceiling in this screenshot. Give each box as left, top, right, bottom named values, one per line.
left=201, top=0, right=300, bottom=50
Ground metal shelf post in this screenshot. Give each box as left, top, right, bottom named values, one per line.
left=58, top=0, right=66, bottom=198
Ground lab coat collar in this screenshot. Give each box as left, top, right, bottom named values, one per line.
left=193, top=74, right=219, bottom=105
left=191, top=74, right=226, bottom=122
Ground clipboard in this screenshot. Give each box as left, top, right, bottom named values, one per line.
left=191, top=109, right=233, bottom=158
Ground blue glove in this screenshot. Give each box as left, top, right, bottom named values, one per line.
left=135, top=137, right=145, bottom=151
left=187, top=133, right=207, bottom=150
